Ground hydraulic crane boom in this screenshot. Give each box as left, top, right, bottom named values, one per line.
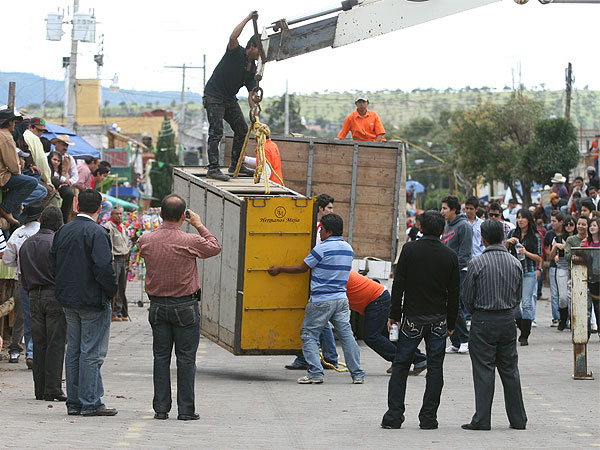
left=260, top=0, right=600, bottom=63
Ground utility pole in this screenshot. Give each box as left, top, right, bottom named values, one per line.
left=7, top=82, right=16, bottom=110
left=284, top=80, right=290, bottom=135
left=565, top=62, right=573, bottom=119
left=165, top=61, right=204, bottom=161
left=201, top=54, right=208, bottom=165
left=66, top=0, right=79, bottom=129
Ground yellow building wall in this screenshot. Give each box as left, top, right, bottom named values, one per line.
left=76, top=79, right=101, bottom=124
left=75, top=79, right=177, bottom=144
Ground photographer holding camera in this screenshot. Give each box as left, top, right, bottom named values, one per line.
left=138, top=194, right=221, bottom=421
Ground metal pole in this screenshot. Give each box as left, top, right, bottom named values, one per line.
left=202, top=54, right=208, bottom=165
left=7, top=82, right=16, bottom=110
left=571, top=247, right=594, bottom=380
left=67, top=0, right=79, bottom=129
left=284, top=80, right=290, bottom=135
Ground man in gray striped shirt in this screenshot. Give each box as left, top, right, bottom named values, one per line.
left=461, top=219, right=527, bottom=431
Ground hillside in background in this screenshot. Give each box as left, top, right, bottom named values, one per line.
left=2, top=71, right=598, bottom=131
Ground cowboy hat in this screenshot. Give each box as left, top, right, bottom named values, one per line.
left=50, top=134, right=75, bottom=146
left=0, top=108, right=23, bottom=126
left=550, top=173, right=567, bottom=184
left=19, top=201, right=44, bottom=224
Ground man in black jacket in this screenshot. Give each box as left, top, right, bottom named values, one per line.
left=382, top=210, right=459, bottom=430
left=51, top=189, right=118, bottom=417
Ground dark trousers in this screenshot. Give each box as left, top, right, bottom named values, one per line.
left=113, top=257, right=128, bottom=317
left=29, top=287, right=66, bottom=399
left=468, top=310, right=527, bottom=429
left=383, top=317, right=447, bottom=428
left=1, top=174, right=38, bottom=214
left=363, top=291, right=426, bottom=367
left=450, top=270, right=469, bottom=346
left=203, top=96, right=248, bottom=170
left=148, top=296, right=200, bottom=415
left=58, top=185, right=74, bottom=223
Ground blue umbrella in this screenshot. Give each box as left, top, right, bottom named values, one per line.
left=406, top=180, right=425, bottom=194
left=42, top=122, right=100, bottom=157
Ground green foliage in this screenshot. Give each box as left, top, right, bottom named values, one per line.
left=263, top=94, right=306, bottom=134
left=149, top=113, right=178, bottom=206
left=523, top=117, right=579, bottom=184
left=423, top=188, right=465, bottom=211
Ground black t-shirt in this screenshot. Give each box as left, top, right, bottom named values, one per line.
left=544, top=230, right=557, bottom=267
left=204, top=45, right=257, bottom=100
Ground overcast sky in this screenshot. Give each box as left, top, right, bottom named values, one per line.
left=5, top=0, right=599, bottom=99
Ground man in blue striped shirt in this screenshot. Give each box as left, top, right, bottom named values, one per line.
left=268, top=213, right=366, bottom=384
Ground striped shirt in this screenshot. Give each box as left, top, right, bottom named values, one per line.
left=304, top=236, right=354, bottom=302
left=462, top=244, right=523, bottom=314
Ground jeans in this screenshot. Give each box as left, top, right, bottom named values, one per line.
left=468, top=310, right=527, bottom=429
left=8, top=281, right=24, bottom=355
left=364, top=291, right=427, bottom=366
left=383, top=317, right=448, bottom=428
left=148, top=296, right=200, bottom=415
left=291, top=323, right=338, bottom=367
left=549, top=266, right=559, bottom=321
left=19, top=282, right=34, bottom=359
left=203, top=96, right=248, bottom=171
left=113, top=257, right=128, bottom=317
left=1, top=174, right=38, bottom=214
left=450, top=270, right=469, bottom=346
left=64, top=306, right=111, bottom=414
left=58, top=185, right=74, bottom=223
left=100, top=200, right=112, bottom=221
left=23, top=183, right=47, bottom=206
left=29, top=287, right=66, bottom=399
left=515, top=271, right=536, bottom=321
left=301, top=298, right=365, bottom=380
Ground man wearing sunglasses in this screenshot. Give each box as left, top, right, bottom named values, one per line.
left=488, top=202, right=515, bottom=243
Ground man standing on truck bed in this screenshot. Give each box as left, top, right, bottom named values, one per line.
left=203, top=11, right=260, bottom=182
left=337, top=94, right=386, bottom=142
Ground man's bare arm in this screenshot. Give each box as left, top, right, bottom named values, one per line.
left=268, top=262, right=310, bottom=276
left=228, top=11, right=256, bottom=50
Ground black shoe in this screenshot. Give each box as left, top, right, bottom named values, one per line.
left=154, top=412, right=169, bottom=420
left=82, top=407, right=118, bottom=417
left=520, top=339, right=528, bottom=346
left=206, top=169, right=230, bottom=181
left=419, top=423, right=438, bottom=430
left=8, top=352, right=19, bottom=363
left=509, top=424, right=526, bottom=430
left=178, top=413, right=200, bottom=421
left=67, top=410, right=81, bottom=416
left=229, top=164, right=254, bottom=177
left=284, top=363, right=308, bottom=370
left=381, top=422, right=402, bottom=429
left=461, top=423, right=490, bottom=431
left=26, top=358, right=33, bottom=370
left=44, top=394, right=67, bottom=402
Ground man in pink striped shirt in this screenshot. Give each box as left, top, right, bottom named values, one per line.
left=138, top=194, right=221, bottom=421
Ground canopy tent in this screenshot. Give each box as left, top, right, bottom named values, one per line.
left=42, top=122, right=100, bottom=157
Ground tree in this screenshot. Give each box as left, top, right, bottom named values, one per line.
left=149, top=113, right=179, bottom=206
left=523, top=117, right=579, bottom=185
left=451, top=95, right=549, bottom=206
left=264, top=94, right=306, bottom=135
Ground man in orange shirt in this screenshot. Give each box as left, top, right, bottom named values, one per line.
left=348, top=270, right=426, bottom=375
left=244, top=135, right=284, bottom=185
left=337, top=95, right=385, bottom=142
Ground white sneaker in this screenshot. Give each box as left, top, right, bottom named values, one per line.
left=445, top=345, right=459, bottom=354
left=297, top=376, right=323, bottom=384
left=532, top=321, right=537, bottom=328
left=458, top=343, right=469, bottom=353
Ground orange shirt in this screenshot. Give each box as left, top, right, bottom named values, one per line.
left=346, top=270, right=386, bottom=315
left=259, top=139, right=284, bottom=185
left=592, top=139, right=599, bottom=160
left=337, top=110, right=386, bottom=142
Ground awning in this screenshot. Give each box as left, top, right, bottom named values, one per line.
left=42, top=122, right=100, bottom=157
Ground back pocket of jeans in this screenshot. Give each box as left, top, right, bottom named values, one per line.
left=173, top=304, right=199, bottom=328
left=401, top=319, right=423, bottom=339
left=431, top=320, right=448, bottom=338
left=148, top=304, right=159, bottom=325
